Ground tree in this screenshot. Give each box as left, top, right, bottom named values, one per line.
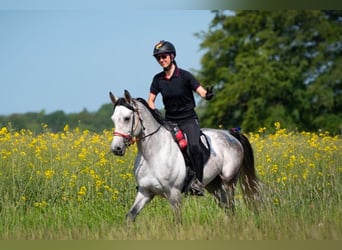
left=92, top=103, right=114, bottom=132
left=196, top=10, right=342, bottom=133
left=45, top=110, right=68, bottom=132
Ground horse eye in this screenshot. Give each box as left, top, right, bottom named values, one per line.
left=124, top=116, right=130, bottom=122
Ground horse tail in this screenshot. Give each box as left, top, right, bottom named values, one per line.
left=229, top=129, right=260, bottom=202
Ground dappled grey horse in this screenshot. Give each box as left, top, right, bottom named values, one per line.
left=109, top=90, right=260, bottom=222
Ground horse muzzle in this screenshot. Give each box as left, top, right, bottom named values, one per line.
left=111, top=137, right=128, bottom=156
left=111, top=145, right=126, bottom=156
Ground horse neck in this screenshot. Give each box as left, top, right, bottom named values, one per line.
left=136, top=102, right=163, bottom=137
left=136, top=107, right=175, bottom=161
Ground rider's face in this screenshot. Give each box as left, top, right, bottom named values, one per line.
left=155, top=54, right=171, bottom=68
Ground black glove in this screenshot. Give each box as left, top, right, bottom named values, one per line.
left=205, top=86, right=214, bottom=100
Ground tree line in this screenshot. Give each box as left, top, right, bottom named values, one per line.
left=0, top=104, right=114, bottom=134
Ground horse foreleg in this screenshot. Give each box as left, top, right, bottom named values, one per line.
left=126, top=190, right=154, bottom=222
left=167, top=188, right=182, bottom=224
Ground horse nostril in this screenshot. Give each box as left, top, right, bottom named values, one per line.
left=112, top=146, right=124, bottom=156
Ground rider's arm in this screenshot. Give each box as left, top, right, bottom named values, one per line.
left=148, top=92, right=157, bottom=110
left=196, top=85, right=214, bottom=101
left=196, top=85, right=208, bottom=99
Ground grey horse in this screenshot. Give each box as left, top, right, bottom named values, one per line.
left=110, top=90, right=260, bottom=222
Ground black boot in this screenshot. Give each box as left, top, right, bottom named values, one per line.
left=190, top=178, right=205, bottom=196
left=189, top=154, right=205, bottom=196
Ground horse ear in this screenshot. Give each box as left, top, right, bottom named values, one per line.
left=109, top=91, right=117, bottom=104
left=124, top=89, right=132, bottom=102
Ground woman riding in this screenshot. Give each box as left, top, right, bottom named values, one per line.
left=147, top=40, right=214, bottom=196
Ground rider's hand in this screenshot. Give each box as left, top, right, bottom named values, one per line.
left=205, top=86, right=214, bottom=100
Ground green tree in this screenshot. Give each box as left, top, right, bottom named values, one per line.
left=94, top=103, right=115, bottom=132
left=45, top=110, right=68, bottom=132
left=197, top=10, right=342, bottom=133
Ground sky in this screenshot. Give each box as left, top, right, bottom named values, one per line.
left=0, top=6, right=215, bottom=115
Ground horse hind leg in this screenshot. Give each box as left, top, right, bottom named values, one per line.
left=223, top=176, right=238, bottom=215
left=206, top=175, right=237, bottom=215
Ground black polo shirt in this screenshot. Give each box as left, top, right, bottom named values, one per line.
left=150, top=67, right=200, bottom=121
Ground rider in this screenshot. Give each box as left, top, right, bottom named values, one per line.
left=147, top=40, right=214, bottom=196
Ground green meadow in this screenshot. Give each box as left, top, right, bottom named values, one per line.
left=0, top=123, right=340, bottom=239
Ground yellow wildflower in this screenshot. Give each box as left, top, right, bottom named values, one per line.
left=78, top=186, right=87, bottom=196
left=44, top=169, right=55, bottom=179
left=0, top=127, right=8, bottom=135
left=63, top=124, right=69, bottom=132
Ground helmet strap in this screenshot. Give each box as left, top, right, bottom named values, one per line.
left=163, top=63, right=172, bottom=72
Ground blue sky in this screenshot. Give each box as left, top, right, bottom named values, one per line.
left=0, top=9, right=215, bottom=115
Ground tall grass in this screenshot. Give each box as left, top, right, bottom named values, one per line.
left=0, top=123, right=341, bottom=239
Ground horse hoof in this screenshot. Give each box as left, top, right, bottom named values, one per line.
left=126, top=213, right=136, bottom=223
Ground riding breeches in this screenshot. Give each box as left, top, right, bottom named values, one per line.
left=177, top=119, right=204, bottom=182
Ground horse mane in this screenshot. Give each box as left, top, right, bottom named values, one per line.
left=113, top=97, right=135, bottom=111
left=136, top=98, right=165, bottom=125
left=113, top=96, right=165, bottom=125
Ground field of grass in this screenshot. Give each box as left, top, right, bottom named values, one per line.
left=0, top=122, right=341, bottom=239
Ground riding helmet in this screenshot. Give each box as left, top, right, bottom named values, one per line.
left=153, top=40, right=176, bottom=57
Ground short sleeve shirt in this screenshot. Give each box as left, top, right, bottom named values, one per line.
left=150, top=67, right=200, bottom=120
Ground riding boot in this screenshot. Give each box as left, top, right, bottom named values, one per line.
left=189, top=153, right=205, bottom=196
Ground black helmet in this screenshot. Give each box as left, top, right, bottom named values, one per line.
left=153, top=40, right=176, bottom=57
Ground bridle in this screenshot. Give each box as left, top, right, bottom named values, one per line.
left=113, top=100, right=161, bottom=147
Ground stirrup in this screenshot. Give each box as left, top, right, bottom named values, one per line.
left=189, top=178, right=205, bottom=196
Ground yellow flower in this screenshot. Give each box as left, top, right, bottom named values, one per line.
left=274, top=122, right=281, bottom=130
left=44, top=169, right=55, bottom=179
left=112, top=189, right=119, bottom=201
left=78, top=186, right=87, bottom=196
left=120, top=173, right=133, bottom=180
left=282, top=175, right=287, bottom=183
left=95, top=179, right=104, bottom=189
left=273, top=197, right=279, bottom=206
left=258, top=127, right=266, bottom=133
left=63, top=124, right=69, bottom=132
left=34, top=201, right=48, bottom=209
left=0, top=127, right=8, bottom=135
left=1, top=149, right=12, bottom=159
left=41, top=123, right=49, bottom=130
left=308, top=162, right=315, bottom=168
left=78, top=147, right=88, bottom=160
left=302, top=169, right=309, bottom=180
left=271, top=164, right=278, bottom=173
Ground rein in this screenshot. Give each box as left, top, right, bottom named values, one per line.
left=113, top=99, right=162, bottom=146
left=113, top=125, right=161, bottom=146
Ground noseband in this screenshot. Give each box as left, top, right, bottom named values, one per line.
left=113, top=99, right=161, bottom=147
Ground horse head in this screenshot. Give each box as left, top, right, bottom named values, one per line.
left=109, top=90, right=143, bottom=156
